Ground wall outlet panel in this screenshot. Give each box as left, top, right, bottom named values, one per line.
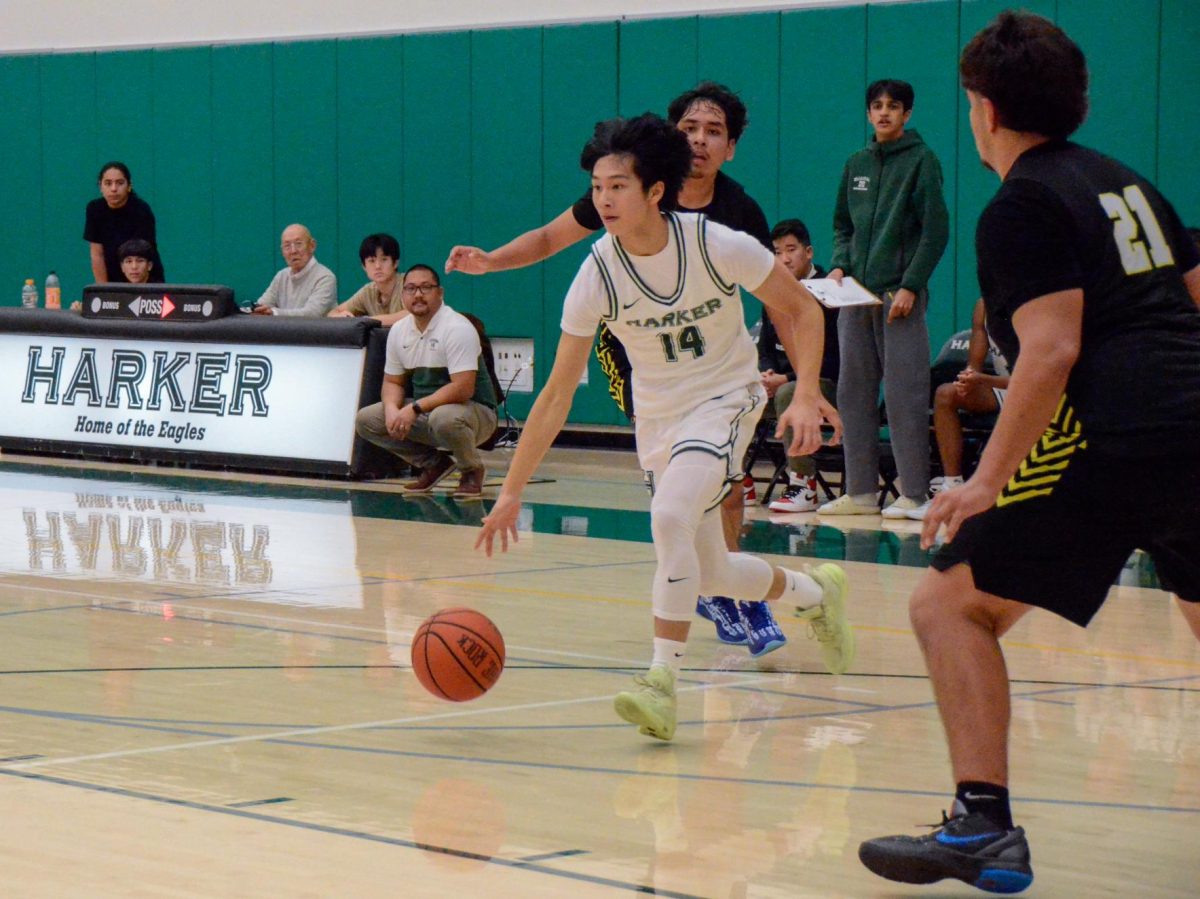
left=492, top=337, right=535, bottom=393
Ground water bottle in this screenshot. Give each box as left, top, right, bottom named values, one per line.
left=21, top=279, right=37, bottom=308
left=44, top=271, right=61, bottom=309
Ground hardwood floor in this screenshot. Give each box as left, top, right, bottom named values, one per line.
left=0, top=449, right=1195, bottom=897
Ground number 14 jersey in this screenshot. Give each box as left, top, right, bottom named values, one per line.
left=561, top=212, right=775, bottom=420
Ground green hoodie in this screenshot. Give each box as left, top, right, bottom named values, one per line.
left=830, top=128, right=949, bottom=296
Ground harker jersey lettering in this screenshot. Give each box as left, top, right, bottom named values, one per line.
left=561, top=213, right=774, bottom=420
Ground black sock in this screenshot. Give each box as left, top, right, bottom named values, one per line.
left=956, top=781, right=1014, bottom=830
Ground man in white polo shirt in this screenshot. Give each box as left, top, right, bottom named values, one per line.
left=355, top=264, right=498, bottom=498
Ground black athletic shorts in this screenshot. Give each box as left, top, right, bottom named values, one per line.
left=931, top=438, right=1200, bottom=627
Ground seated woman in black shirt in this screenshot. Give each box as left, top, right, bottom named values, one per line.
left=83, top=161, right=165, bottom=283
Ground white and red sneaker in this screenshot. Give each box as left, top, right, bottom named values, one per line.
left=769, top=475, right=818, bottom=513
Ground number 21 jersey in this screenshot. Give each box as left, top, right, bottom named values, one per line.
left=975, top=140, right=1200, bottom=452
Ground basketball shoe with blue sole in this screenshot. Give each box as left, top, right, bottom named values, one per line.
left=859, top=802, right=1033, bottom=894
left=736, top=600, right=787, bottom=657
left=696, top=596, right=747, bottom=645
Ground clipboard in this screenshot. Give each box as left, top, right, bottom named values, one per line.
left=800, top=276, right=883, bottom=308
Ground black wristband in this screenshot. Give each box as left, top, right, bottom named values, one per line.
left=411, top=401, right=423, bottom=415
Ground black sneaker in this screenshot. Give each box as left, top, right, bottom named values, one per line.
left=859, top=802, right=1033, bottom=894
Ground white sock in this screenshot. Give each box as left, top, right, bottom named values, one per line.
left=652, top=637, right=687, bottom=674
left=852, top=492, right=876, bottom=506
left=778, top=568, right=825, bottom=611
left=944, top=475, right=964, bottom=487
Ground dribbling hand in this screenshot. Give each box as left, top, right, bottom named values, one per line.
left=476, top=493, right=521, bottom=557
left=776, top=395, right=842, bottom=456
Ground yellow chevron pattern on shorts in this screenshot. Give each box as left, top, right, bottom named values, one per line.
left=595, top=326, right=629, bottom=416
left=996, top=396, right=1087, bottom=507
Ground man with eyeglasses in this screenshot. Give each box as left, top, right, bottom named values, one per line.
left=355, top=264, right=499, bottom=498
left=252, top=223, right=338, bottom=316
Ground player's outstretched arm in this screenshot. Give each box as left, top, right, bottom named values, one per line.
left=446, top=208, right=594, bottom=275
left=476, top=331, right=593, bottom=556
left=750, top=262, right=843, bottom=454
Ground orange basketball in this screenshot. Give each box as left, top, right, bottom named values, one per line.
left=411, top=607, right=505, bottom=701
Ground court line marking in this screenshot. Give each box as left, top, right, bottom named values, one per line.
left=0, top=767, right=706, bottom=899
left=226, top=796, right=293, bottom=808
left=9, top=575, right=1199, bottom=672
left=3, top=672, right=1194, bottom=763
left=0, top=677, right=1195, bottom=817
left=0, top=699, right=1194, bottom=820
left=263, top=736, right=1200, bottom=816
left=92, top=602, right=654, bottom=670
left=145, top=556, right=658, bottom=606
left=0, top=603, right=93, bottom=618
left=3, top=675, right=779, bottom=771
left=40, top=588, right=1200, bottom=681
left=514, top=849, right=590, bottom=864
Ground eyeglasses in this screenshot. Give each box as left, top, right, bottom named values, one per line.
left=281, top=240, right=310, bottom=251
left=402, top=284, right=440, bottom=295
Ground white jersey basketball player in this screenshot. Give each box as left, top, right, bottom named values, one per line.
left=476, top=114, right=855, bottom=741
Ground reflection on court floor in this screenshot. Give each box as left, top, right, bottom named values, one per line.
left=0, top=455, right=1194, bottom=897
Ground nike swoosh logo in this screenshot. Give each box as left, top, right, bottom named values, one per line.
left=622, top=300, right=639, bottom=309
left=936, top=831, right=1002, bottom=846
left=666, top=576, right=688, bottom=583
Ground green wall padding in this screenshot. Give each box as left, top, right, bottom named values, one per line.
left=1159, top=0, right=1200, bottom=225
left=153, top=47, right=216, bottom=285
left=211, top=43, right=275, bottom=303
left=333, top=35, right=405, bottom=291
left=1, top=55, right=45, bottom=288
left=541, top=22, right=619, bottom=425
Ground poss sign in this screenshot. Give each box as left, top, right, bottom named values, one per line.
left=82, top=283, right=236, bottom=322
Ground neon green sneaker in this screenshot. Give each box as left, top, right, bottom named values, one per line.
left=614, top=666, right=677, bottom=741
left=797, top=563, right=856, bottom=675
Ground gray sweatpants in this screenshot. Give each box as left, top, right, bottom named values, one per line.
left=836, top=290, right=930, bottom=500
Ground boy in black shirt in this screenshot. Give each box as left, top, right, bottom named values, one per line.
left=761, top=218, right=839, bottom=513
left=860, top=11, right=1200, bottom=894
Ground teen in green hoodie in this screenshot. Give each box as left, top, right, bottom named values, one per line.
left=821, top=78, right=950, bottom=519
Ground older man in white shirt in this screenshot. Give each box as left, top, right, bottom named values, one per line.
left=252, top=223, right=337, bottom=317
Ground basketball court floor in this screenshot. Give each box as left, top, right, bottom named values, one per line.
left=0, top=446, right=1195, bottom=897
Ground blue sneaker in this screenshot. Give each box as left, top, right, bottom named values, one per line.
left=695, top=596, right=747, bottom=645
left=736, top=601, right=787, bottom=657
left=859, top=801, right=1033, bottom=894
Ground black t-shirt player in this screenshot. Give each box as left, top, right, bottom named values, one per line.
left=976, top=140, right=1200, bottom=454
